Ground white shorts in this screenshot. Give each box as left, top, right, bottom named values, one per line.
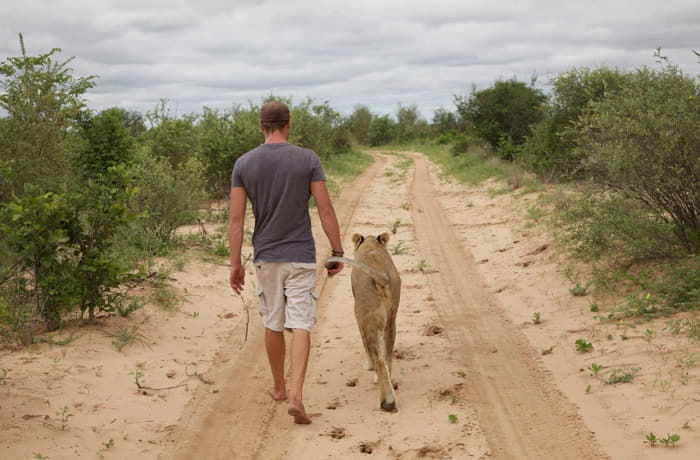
left=254, top=262, right=318, bottom=332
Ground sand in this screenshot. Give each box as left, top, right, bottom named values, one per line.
left=2, top=152, right=698, bottom=459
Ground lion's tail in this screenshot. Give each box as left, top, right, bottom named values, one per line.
left=325, top=256, right=390, bottom=286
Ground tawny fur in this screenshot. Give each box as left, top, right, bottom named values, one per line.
left=350, top=232, right=401, bottom=412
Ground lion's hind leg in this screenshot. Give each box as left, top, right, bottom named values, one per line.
left=364, top=327, right=397, bottom=412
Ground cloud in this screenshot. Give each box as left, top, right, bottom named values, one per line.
left=1, top=0, right=698, bottom=118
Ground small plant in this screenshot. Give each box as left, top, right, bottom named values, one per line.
left=401, top=201, right=410, bottom=210
left=213, top=239, right=230, bottom=257
left=590, top=302, right=599, bottom=312
left=389, top=219, right=401, bottom=235
left=55, top=405, right=73, bottom=430
left=106, top=324, right=151, bottom=352
left=541, top=345, right=555, bottom=355
left=644, top=432, right=657, bottom=447
left=130, top=370, right=145, bottom=388
left=415, top=259, right=437, bottom=273
left=94, top=364, right=104, bottom=377
left=448, top=414, right=458, bottom=424
left=659, top=433, right=680, bottom=447
left=603, top=367, right=640, bottom=385
left=585, top=384, right=591, bottom=394
left=682, top=420, right=690, bottom=429
left=457, top=370, right=466, bottom=378
left=575, top=338, right=593, bottom=353
left=390, top=241, right=410, bottom=255
left=33, top=453, right=49, bottom=460
left=620, top=331, right=629, bottom=340
left=589, top=363, right=604, bottom=378
left=97, top=438, right=115, bottom=458
left=570, top=282, right=591, bottom=296
left=0, top=368, right=11, bottom=385
left=115, top=296, right=144, bottom=318
left=532, top=312, right=541, bottom=324
left=450, top=395, right=458, bottom=405
left=644, top=329, right=656, bottom=342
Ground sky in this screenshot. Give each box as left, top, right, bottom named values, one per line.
left=1, top=0, right=698, bottom=119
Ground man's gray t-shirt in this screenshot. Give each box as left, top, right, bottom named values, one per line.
left=231, top=142, right=326, bottom=263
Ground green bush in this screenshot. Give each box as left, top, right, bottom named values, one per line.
left=64, top=166, right=135, bottom=321
left=450, top=133, right=471, bottom=155
left=519, top=67, right=628, bottom=180
left=126, top=148, right=205, bottom=252
left=553, top=193, right=678, bottom=264
left=1, top=187, right=75, bottom=331
left=577, top=56, right=700, bottom=253
left=76, top=107, right=135, bottom=179
left=455, top=79, right=546, bottom=156
left=369, top=114, right=397, bottom=146
left=197, top=106, right=261, bottom=197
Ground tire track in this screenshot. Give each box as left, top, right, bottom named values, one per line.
left=408, top=152, right=608, bottom=459
left=168, top=155, right=386, bottom=460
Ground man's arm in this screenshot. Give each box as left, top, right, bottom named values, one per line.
left=310, top=181, right=344, bottom=275
left=229, top=186, right=247, bottom=293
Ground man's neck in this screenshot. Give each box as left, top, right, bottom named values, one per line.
left=264, top=131, right=289, bottom=144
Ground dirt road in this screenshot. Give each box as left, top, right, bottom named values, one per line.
left=4, top=152, right=698, bottom=459
left=168, top=153, right=607, bottom=459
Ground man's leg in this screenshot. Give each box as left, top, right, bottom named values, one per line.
left=265, top=328, right=287, bottom=401
left=287, top=328, right=312, bottom=424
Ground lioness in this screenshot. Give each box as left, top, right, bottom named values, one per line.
left=329, top=232, right=401, bottom=411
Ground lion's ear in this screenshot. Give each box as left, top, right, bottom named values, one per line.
left=352, top=233, right=365, bottom=249
left=377, top=232, right=390, bottom=246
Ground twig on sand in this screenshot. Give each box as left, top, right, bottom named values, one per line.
left=238, top=254, right=253, bottom=348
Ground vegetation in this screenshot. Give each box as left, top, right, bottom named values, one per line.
left=1, top=32, right=697, bottom=360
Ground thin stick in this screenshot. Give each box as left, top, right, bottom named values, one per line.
left=238, top=254, right=253, bottom=348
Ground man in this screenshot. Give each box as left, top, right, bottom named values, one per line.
left=229, top=100, right=344, bottom=424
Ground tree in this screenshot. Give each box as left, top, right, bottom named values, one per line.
left=395, top=103, right=421, bottom=142
left=369, top=115, right=397, bottom=146
left=347, top=105, right=372, bottom=145
left=77, top=107, right=135, bottom=179
left=0, top=34, right=96, bottom=198
left=577, top=57, right=700, bottom=253
left=431, top=107, right=459, bottom=136
left=455, top=79, right=546, bottom=159
left=520, top=66, right=628, bottom=179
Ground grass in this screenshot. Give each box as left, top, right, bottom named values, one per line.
left=323, top=149, right=374, bottom=197
left=105, top=324, right=151, bottom=352
left=390, top=241, right=411, bottom=255
left=602, top=367, right=640, bottom=384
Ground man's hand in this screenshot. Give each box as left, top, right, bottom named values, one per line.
left=230, top=262, right=245, bottom=294
left=326, top=261, right=344, bottom=276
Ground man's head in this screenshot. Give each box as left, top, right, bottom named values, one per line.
left=260, top=101, right=290, bottom=134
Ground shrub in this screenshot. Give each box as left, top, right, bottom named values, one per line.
left=126, top=149, right=205, bottom=252
left=455, top=79, right=546, bottom=155
left=1, top=187, right=75, bottom=331
left=577, top=55, right=700, bottom=253
left=369, top=114, right=397, bottom=146
left=519, top=67, right=628, bottom=180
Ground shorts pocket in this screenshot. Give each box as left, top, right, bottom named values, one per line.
left=256, top=285, right=267, bottom=315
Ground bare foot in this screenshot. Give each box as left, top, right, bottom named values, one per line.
left=267, top=388, right=287, bottom=401
left=287, top=400, right=312, bottom=424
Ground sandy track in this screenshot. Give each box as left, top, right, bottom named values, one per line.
left=4, top=152, right=697, bottom=459
left=169, top=152, right=607, bottom=459
left=408, top=154, right=606, bottom=459
left=169, top=155, right=389, bottom=459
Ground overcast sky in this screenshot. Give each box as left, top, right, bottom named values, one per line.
left=1, top=0, right=698, bottom=119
